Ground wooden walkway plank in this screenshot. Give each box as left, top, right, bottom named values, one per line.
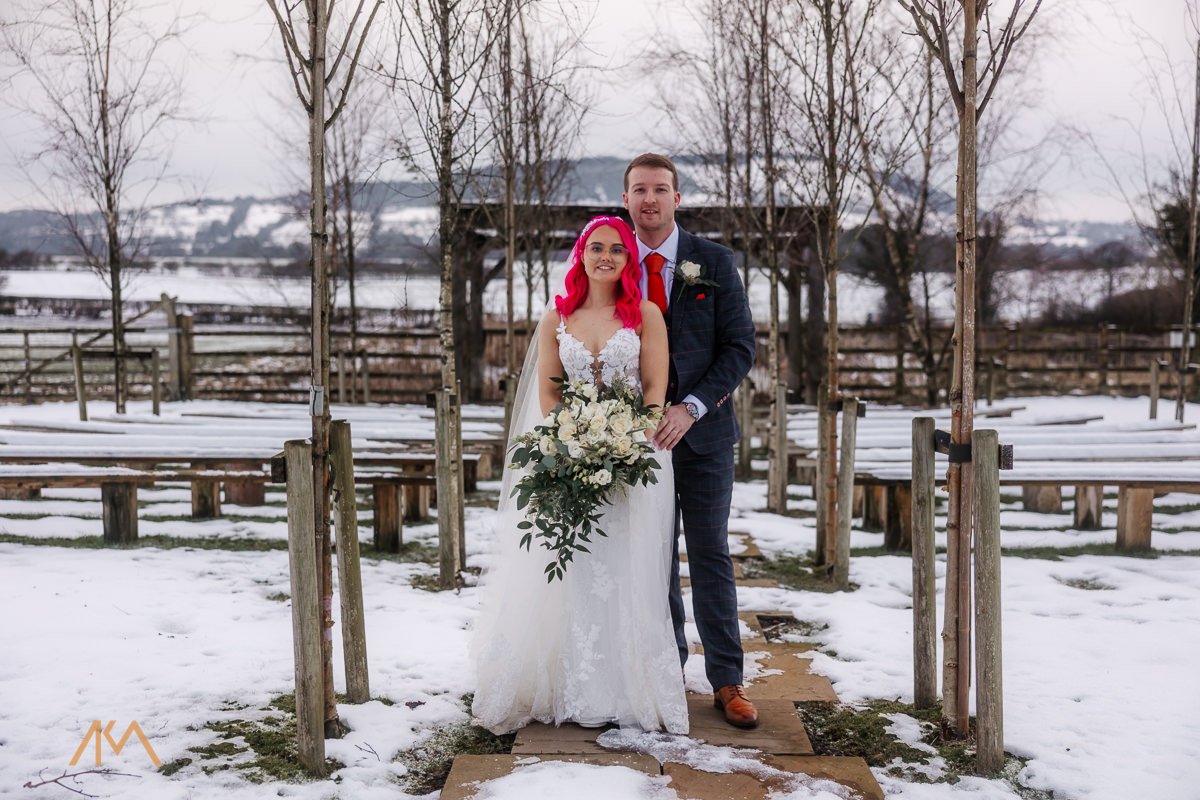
left=441, top=754, right=660, bottom=800
left=664, top=756, right=883, bottom=800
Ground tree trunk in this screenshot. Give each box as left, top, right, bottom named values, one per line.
left=1178, top=35, right=1200, bottom=424
left=943, top=0, right=979, bottom=738
left=436, top=0, right=464, bottom=590
left=306, top=0, right=339, bottom=739
left=761, top=0, right=787, bottom=514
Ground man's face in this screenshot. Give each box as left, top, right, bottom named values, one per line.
left=622, top=166, right=680, bottom=239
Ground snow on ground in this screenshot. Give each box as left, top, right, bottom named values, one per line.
left=0, top=396, right=1198, bottom=799
left=2, top=262, right=1171, bottom=325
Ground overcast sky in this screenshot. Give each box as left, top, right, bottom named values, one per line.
left=0, top=0, right=1194, bottom=223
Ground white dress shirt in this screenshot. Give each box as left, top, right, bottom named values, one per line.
left=636, top=225, right=708, bottom=420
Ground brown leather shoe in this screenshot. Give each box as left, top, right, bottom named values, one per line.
left=713, top=684, right=759, bottom=729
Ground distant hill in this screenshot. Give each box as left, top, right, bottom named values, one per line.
left=0, top=155, right=1142, bottom=260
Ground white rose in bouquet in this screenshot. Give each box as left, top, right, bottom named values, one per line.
left=609, top=414, right=633, bottom=436
left=566, top=440, right=584, bottom=459
left=588, top=414, right=607, bottom=434
left=611, top=436, right=633, bottom=457
left=539, top=435, right=556, bottom=455
left=558, top=422, right=578, bottom=441
left=557, top=408, right=573, bottom=427
left=632, top=430, right=648, bottom=443
left=591, top=469, right=612, bottom=487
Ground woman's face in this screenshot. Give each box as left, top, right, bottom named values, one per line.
left=581, top=225, right=630, bottom=284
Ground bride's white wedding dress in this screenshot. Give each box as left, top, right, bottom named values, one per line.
left=471, top=318, right=688, bottom=735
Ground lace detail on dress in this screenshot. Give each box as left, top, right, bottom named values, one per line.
left=557, top=319, right=642, bottom=392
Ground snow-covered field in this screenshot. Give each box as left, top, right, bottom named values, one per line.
left=0, top=261, right=1175, bottom=325
left=0, top=396, right=1198, bottom=799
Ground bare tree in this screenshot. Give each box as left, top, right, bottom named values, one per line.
left=900, top=0, right=1044, bottom=739
left=388, top=0, right=500, bottom=588
left=1099, top=4, right=1200, bottom=419
left=776, top=0, right=890, bottom=579
left=1, top=0, right=189, bottom=413
left=266, top=0, right=384, bottom=749
left=514, top=7, right=589, bottom=317
left=475, top=0, right=589, bottom=427
left=326, top=80, right=392, bottom=392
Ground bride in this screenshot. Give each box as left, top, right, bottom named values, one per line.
left=471, top=215, right=688, bottom=735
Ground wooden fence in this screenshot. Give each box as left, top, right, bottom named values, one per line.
left=1, top=314, right=1196, bottom=407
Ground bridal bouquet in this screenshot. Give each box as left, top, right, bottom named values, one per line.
left=509, top=377, right=664, bottom=582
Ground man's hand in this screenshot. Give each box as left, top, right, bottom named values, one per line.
left=653, top=404, right=697, bottom=451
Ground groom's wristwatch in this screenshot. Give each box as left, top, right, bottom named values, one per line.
left=683, top=401, right=700, bottom=421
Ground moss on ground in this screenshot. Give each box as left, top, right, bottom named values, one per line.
left=1054, top=576, right=1116, bottom=590
left=0, top=533, right=287, bottom=551
left=798, top=699, right=1051, bottom=796
left=394, top=714, right=514, bottom=795
left=363, top=539, right=439, bottom=565
left=162, top=692, right=344, bottom=783
left=743, top=554, right=854, bottom=592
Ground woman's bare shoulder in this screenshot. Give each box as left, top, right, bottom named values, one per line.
left=639, top=300, right=665, bottom=324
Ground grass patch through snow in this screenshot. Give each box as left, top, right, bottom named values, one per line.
left=394, top=710, right=514, bottom=795
left=798, top=699, right=1051, bottom=797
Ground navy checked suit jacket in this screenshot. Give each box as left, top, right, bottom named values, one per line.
left=666, top=228, right=756, bottom=456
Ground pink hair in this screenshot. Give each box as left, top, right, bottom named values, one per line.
left=554, top=216, right=643, bottom=329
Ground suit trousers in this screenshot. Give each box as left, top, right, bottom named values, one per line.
left=667, top=437, right=742, bottom=690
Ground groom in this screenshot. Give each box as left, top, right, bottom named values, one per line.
left=623, top=153, right=759, bottom=728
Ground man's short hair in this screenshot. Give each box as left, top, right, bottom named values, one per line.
left=624, top=153, right=679, bottom=191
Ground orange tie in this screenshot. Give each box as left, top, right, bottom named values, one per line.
left=644, top=252, right=667, bottom=315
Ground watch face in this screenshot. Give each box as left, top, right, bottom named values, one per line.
left=684, top=402, right=699, bottom=419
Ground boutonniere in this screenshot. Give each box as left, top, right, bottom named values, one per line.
left=674, top=260, right=718, bottom=288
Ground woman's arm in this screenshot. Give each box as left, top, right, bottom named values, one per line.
left=639, top=301, right=669, bottom=410
left=537, top=308, right=566, bottom=416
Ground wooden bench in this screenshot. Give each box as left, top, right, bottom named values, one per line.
left=853, top=464, right=1200, bottom=552
left=0, top=452, right=481, bottom=548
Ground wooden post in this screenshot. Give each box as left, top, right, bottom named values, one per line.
left=283, top=440, right=326, bottom=776
left=178, top=313, right=194, bottom=400
left=985, top=356, right=995, bottom=407
left=1149, top=359, right=1162, bottom=420
left=1021, top=485, right=1062, bottom=513
left=72, top=337, right=88, bottom=423
left=404, top=482, right=429, bottom=521
left=884, top=485, right=913, bottom=552
left=813, top=382, right=829, bottom=566
left=766, top=382, right=789, bottom=513
left=997, top=357, right=1007, bottom=400
left=1073, top=485, right=1104, bottom=530
left=833, top=397, right=859, bottom=590
left=861, top=485, right=886, bottom=531
left=162, top=293, right=181, bottom=401
left=1098, top=325, right=1110, bottom=395
left=736, top=377, right=754, bottom=480
left=1115, top=486, right=1154, bottom=552
left=192, top=463, right=221, bottom=518
left=894, top=328, right=906, bottom=402
left=360, top=352, right=371, bottom=405
left=22, top=332, right=33, bottom=404
left=101, top=482, right=138, bottom=544
left=373, top=484, right=402, bottom=551
left=151, top=349, right=161, bottom=416
left=330, top=421, right=369, bottom=704
left=337, top=351, right=347, bottom=404
left=972, top=429, right=1004, bottom=774
left=911, top=417, right=937, bottom=709
left=223, top=459, right=266, bottom=506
